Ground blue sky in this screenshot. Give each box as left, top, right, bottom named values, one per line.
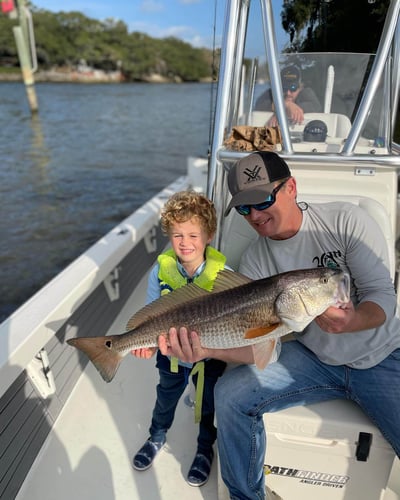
left=31, top=1, right=288, bottom=51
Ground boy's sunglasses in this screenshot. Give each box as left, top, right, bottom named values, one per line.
left=283, top=83, right=299, bottom=92
left=235, top=180, right=288, bottom=216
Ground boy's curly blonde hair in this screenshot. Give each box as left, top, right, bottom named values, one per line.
left=161, top=191, right=217, bottom=237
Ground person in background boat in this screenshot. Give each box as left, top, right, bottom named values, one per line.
left=255, top=65, right=321, bottom=126
left=159, top=152, right=400, bottom=499
left=131, top=191, right=227, bottom=487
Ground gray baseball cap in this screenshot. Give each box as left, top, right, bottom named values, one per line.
left=225, top=152, right=291, bottom=216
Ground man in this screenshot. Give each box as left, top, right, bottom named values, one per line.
left=255, top=65, right=321, bottom=125
left=159, top=151, right=400, bottom=499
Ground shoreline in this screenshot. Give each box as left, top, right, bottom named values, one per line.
left=0, top=70, right=213, bottom=84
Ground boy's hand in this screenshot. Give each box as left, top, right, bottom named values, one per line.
left=131, top=347, right=157, bottom=359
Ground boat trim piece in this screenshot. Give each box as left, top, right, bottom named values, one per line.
left=26, top=348, right=56, bottom=399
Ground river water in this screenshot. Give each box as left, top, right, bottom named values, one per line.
left=0, top=82, right=212, bottom=322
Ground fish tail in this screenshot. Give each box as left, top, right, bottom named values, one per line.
left=67, top=335, right=123, bottom=383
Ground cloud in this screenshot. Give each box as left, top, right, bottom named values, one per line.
left=130, top=21, right=189, bottom=39
left=140, top=1, right=164, bottom=13
left=129, top=20, right=217, bottom=49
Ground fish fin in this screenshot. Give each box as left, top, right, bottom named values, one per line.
left=252, top=339, right=277, bottom=370
left=244, top=324, right=280, bottom=339
left=210, top=269, right=253, bottom=293
left=125, top=283, right=210, bottom=330
left=67, top=336, right=123, bottom=383
left=125, top=270, right=253, bottom=331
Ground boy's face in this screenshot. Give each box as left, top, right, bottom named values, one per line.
left=169, top=217, right=212, bottom=272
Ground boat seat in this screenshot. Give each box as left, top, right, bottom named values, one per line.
left=217, top=399, right=396, bottom=500
left=221, top=193, right=395, bottom=280
left=247, top=111, right=352, bottom=139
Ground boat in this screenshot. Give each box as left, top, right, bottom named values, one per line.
left=1, top=1, right=400, bottom=498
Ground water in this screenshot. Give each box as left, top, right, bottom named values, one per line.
left=0, top=82, right=213, bottom=322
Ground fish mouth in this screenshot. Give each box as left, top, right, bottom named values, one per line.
left=336, top=272, right=350, bottom=304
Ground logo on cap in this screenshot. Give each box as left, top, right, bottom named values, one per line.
left=243, top=165, right=263, bottom=184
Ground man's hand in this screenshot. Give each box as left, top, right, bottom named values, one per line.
left=285, top=101, right=304, bottom=124
left=158, top=327, right=261, bottom=365
left=315, top=302, right=356, bottom=333
left=315, top=301, right=386, bottom=333
left=266, top=101, right=304, bottom=127
left=158, top=327, right=207, bottom=363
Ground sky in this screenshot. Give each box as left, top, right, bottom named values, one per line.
left=29, top=0, right=287, bottom=52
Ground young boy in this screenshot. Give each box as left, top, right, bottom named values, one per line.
left=131, top=191, right=227, bottom=487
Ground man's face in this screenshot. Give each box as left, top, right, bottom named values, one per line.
left=242, top=177, right=300, bottom=240
left=283, top=83, right=301, bottom=102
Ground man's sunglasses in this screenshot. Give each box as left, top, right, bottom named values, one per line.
left=283, top=83, right=299, bottom=92
left=235, top=180, right=288, bottom=216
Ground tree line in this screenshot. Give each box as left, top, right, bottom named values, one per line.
left=0, top=5, right=215, bottom=82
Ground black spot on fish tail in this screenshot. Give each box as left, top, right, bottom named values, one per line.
left=67, top=335, right=123, bottom=383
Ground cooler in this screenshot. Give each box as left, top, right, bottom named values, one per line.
left=218, top=400, right=396, bottom=499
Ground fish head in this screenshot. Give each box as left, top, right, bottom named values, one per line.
left=275, top=267, right=350, bottom=331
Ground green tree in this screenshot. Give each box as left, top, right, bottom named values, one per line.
left=159, top=37, right=210, bottom=81
left=281, top=0, right=390, bottom=53
left=0, top=13, right=19, bottom=67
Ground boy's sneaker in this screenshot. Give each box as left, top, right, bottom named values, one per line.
left=187, top=449, right=214, bottom=487
left=132, top=438, right=165, bottom=471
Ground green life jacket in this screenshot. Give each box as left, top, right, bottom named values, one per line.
left=157, top=246, right=226, bottom=294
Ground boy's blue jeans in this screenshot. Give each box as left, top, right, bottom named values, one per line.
left=215, top=341, right=400, bottom=500
left=150, top=351, right=226, bottom=455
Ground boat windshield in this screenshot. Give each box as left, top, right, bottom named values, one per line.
left=218, top=1, right=400, bottom=156
left=244, top=52, right=385, bottom=144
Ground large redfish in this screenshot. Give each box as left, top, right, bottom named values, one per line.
left=67, top=268, right=349, bottom=382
